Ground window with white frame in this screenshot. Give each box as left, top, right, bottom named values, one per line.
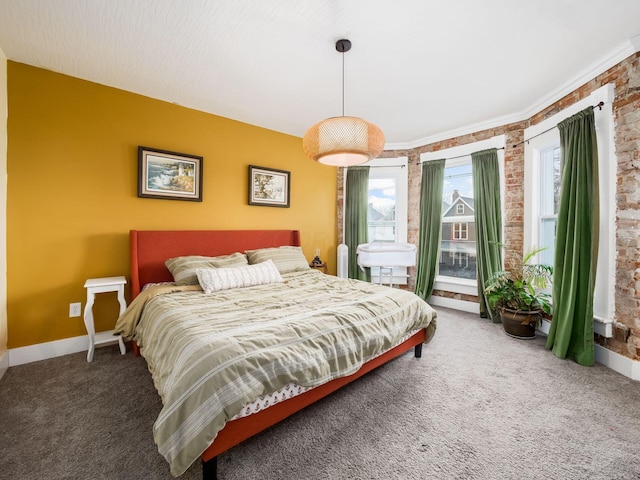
left=420, top=135, right=505, bottom=312
left=453, top=222, right=469, bottom=240
left=440, top=159, right=476, bottom=280
left=367, top=176, right=397, bottom=243
left=524, top=84, right=615, bottom=327
left=538, top=145, right=561, bottom=267
left=346, top=157, right=408, bottom=285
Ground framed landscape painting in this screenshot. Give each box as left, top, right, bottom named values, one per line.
left=138, top=146, right=203, bottom=201
left=248, top=165, right=290, bottom=208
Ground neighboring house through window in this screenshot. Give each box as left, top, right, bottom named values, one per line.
left=420, top=135, right=505, bottom=313
left=441, top=164, right=476, bottom=280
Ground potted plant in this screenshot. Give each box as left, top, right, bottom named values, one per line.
left=484, top=246, right=553, bottom=339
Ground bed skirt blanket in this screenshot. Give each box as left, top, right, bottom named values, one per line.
left=115, top=269, right=437, bottom=476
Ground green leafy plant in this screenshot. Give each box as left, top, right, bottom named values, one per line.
left=485, top=246, right=553, bottom=315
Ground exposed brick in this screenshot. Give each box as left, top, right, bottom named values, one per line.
left=431, top=289, right=478, bottom=303
left=613, top=323, right=630, bottom=343
left=335, top=51, right=640, bottom=364
left=604, top=338, right=629, bottom=357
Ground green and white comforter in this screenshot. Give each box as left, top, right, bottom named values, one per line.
left=115, top=269, right=437, bottom=476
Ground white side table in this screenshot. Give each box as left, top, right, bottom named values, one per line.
left=83, top=276, right=127, bottom=362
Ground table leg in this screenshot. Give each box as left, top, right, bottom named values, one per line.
left=116, top=286, right=127, bottom=355
left=83, top=292, right=96, bottom=362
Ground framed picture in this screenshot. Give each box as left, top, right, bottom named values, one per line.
left=248, top=165, right=290, bottom=208
left=138, top=146, right=203, bottom=201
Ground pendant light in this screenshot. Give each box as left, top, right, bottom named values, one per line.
left=303, top=39, right=385, bottom=167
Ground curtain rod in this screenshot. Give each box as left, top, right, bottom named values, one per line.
left=346, top=163, right=406, bottom=169
left=511, top=101, right=604, bottom=148
left=417, top=101, right=605, bottom=164
left=369, top=163, right=406, bottom=168
left=418, top=147, right=505, bottom=164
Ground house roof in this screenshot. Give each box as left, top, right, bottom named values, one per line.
left=443, top=196, right=474, bottom=217
left=1, top=1, right=639, bottom=148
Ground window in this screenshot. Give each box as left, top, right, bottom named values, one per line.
left=367, top=177, right=397, bottom=243
left=420, top=135, right=504, bottom=313
left=362, top=157, right=408, bottom=285
left=538, top=146, right=561, bottom=266
left=453, top=223, right=468, bottom=240
left=440, top=161, right=476, bottom=280
left=524, top=84, right=615, bottom=328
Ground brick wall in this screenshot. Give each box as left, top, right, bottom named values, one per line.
left=337, top=52, right=640, bottom=362
left=609, top=53, right=640, bottom=360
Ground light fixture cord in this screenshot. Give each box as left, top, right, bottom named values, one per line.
left=341, top=48, right=345, bottom=117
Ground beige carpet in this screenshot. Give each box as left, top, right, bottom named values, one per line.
left=1, top=306, right=640, bottom=479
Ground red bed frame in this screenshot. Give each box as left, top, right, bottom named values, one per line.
left=129, top=229, right=425, bottom=480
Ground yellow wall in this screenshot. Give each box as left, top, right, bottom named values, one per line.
left=7, top=62, right=337, bottom=349
left=0, top=48, right=7, bottom=364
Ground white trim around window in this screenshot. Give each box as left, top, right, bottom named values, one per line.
left=420, top=135, right=505, bottom=297
left=344, top=157, right=409, bottom=286
left=524, top=83, right=616, bottom=333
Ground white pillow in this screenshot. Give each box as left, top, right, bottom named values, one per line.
left=196, top=260, right=284, bottom=293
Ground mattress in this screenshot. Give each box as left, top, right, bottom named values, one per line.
left=230, top=328, right=421, bottom=420
left=115, top=269, right=436, bottom=476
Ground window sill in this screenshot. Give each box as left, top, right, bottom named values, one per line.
left=433, top=275, right=477, bottom=295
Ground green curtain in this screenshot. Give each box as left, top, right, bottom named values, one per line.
left=546, top=108, right=599, bottom=366
left=414, top=159, right=445, bottom=300
left=472, top=148, right=503, bottom=322
left=345, top=166, right=370, bottom=282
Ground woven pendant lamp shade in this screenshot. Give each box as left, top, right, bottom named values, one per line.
left=303, top=39, right=385, bottom=167
left=303, top=115, right=385, bottom=166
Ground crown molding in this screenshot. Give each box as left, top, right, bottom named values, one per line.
left=385, top=35, right=640, bottom=152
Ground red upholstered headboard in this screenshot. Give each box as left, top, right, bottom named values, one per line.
left=130, top=229, right=301, bottom=298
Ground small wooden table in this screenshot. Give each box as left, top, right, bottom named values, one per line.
left=310, top=262, right=328, bottom=274
left=83, top=276, right=127, bottom=362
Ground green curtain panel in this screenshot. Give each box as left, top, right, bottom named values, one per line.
left=546, top=108, right=599, bottom=366
left=345, top=166, right=370, bottom=282
left=472, top=148, right=503, bottom=322
left=414, top=159, right=445, bottom=300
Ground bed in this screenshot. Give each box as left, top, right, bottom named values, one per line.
left=116, top=229, right=437, bottom=479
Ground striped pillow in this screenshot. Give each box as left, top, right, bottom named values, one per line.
left=245, top=246, right=310, bottom=274
left=196, top=260, right=284, bottom=293
left=165, top=252, right=248, bottom=285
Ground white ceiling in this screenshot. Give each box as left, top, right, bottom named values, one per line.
left=1, top=0, right=639, bottom=149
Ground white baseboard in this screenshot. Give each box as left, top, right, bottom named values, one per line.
left=0, top=349, right=8, bottom=379
left=9, top=330, right=121, bottom=367
left=595, top=344, right=640, bottom=381
left=428, top=295, right=481, bottom=314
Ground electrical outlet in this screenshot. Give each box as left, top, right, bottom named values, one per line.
left=69, top=302, right=82, bottom=318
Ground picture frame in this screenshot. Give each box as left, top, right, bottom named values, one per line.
left=248, top=165, right=290, bottom=208
left=138, top=146, right=203, bottom=201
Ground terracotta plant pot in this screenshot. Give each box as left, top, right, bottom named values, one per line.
left=499, top=308, right=541, bottom=339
